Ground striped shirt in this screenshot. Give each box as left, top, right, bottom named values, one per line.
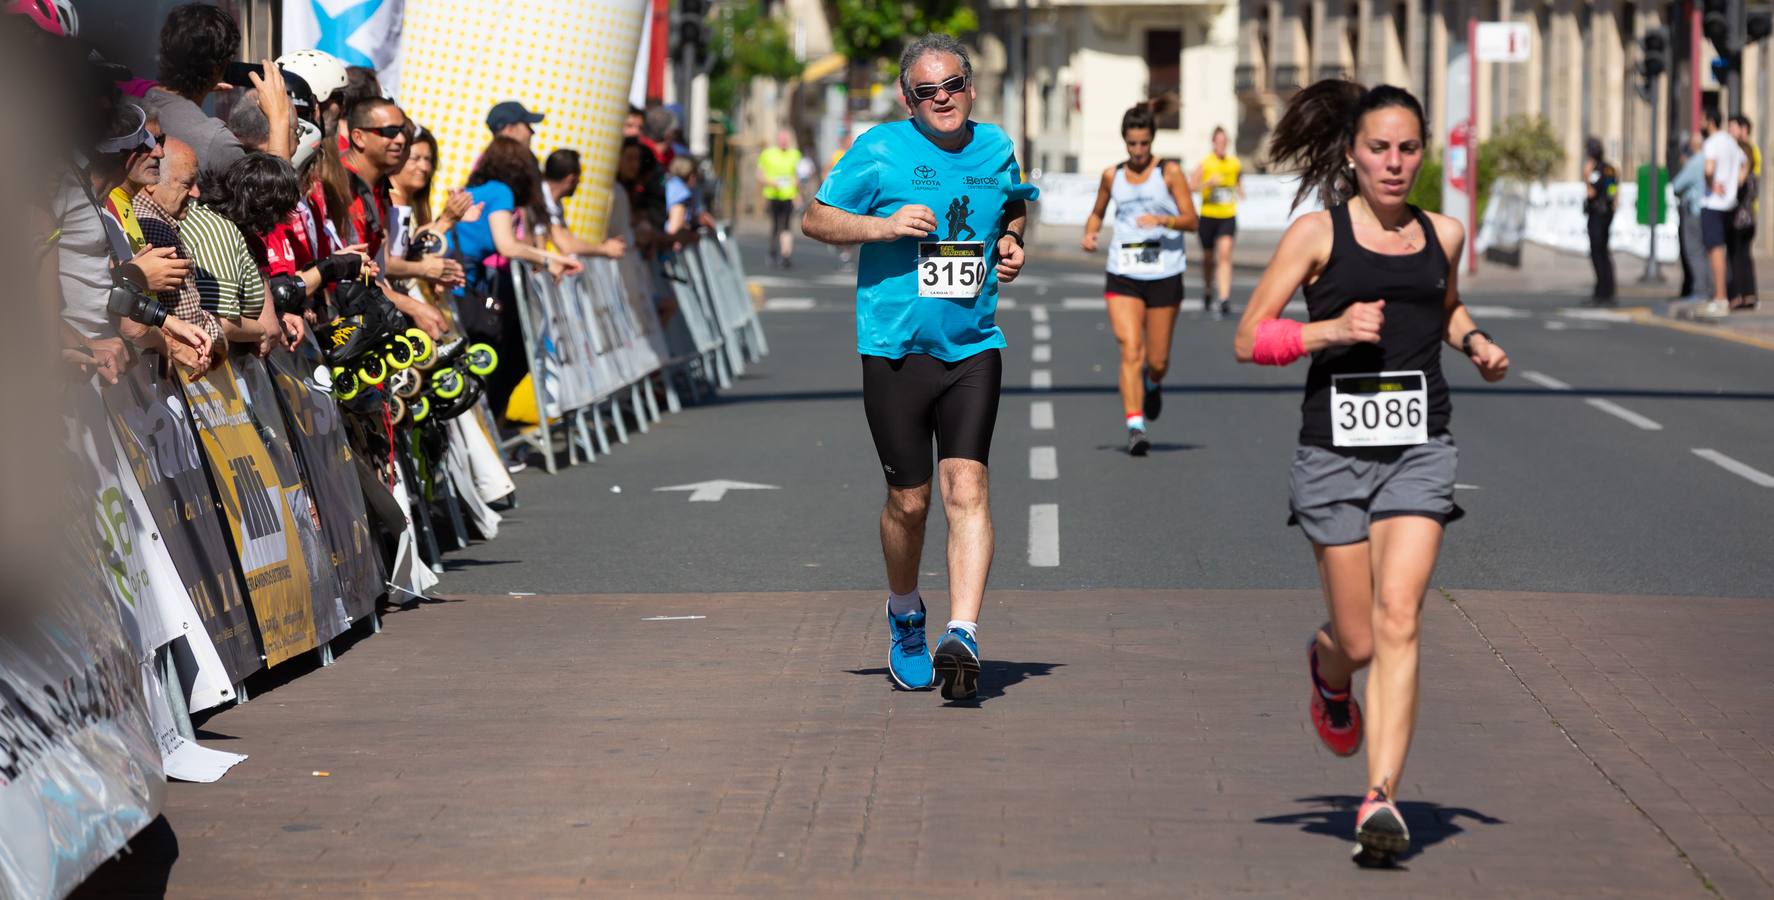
left=181, top=203, right=266, bottom=321
left=131, top=192, right=224, bottom=345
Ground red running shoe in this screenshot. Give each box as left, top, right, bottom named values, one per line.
left=1308, top=641, right=1363, bottom=757
left=1353, top=786, right=1410, bottom=866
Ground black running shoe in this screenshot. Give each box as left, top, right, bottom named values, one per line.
left=1128, top=427, right=1151, bottom=457
left=1142, top=373, right=1163, bottom=421
left=1216, top=298, right=1235, bottom=320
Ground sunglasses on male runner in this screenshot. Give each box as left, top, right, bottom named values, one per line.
left=906, top=75, right=968, bottom=102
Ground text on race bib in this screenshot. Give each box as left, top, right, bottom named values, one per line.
left=1209, top=186, right=1237, bottom=206
left=918, top=242, right=988, bottom=299
left=1331, top=371, right=1428, bottom=448
left=1116, top=240, right=1162, bottom=274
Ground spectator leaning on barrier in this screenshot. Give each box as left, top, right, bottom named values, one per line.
left=186, top=153, right=306, bottom=354
left=55, top=99, right=210, bottom=377
left=541, top=148, right=626, bottom=258
left=133, top=137, right=226, bottom=352
left=341, top=97, right=447, bottom=337
left=452, top=135, right=584, bottom=415
left=139, top=3, right=293, bottom=174
left=1726, top=114, right=1759, bottom=311
left=487, top=100, right=544, bottom=150
left=1670, top=133, right=1711, bottom=303
left=387, top=127, right=477, bottom=300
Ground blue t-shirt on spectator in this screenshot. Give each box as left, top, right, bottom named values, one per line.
left=814, top=119, right=1021, bottom=362
left=451, top=180, right=515, bottom=265
left=665, top=176, right=693, bottom=214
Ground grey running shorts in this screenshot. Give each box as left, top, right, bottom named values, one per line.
left=1287, top=433, right=1462, bottom=546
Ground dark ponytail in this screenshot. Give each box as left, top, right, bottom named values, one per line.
left=1121, top=94, right=1179, bottom=136
left=1268, top=79, right=1427, bottom=209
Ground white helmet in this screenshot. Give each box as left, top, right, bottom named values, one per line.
left=275, top=49, right=348, bottom=103
left=51, top=0, right=75, bottom=35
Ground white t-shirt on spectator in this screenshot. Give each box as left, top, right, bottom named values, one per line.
left=1702, top=130, right=1745, bottom=212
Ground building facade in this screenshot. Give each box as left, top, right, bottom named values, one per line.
left=974, top=0, right=1241, bottom=179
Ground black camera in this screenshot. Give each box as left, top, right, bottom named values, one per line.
left=404, top=230, right=444, bottom=262
left=106, top=263, right=167, bottom=327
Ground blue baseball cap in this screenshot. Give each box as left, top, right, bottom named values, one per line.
left=487, top=101, right=545, bottom=133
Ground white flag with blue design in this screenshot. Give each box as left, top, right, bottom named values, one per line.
left=282, top=0, right=407, bottom=97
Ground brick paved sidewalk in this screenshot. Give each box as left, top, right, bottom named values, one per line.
left=81, top=589, right=1768, bottom=897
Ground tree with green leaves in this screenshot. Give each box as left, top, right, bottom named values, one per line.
left=825, top=0, right=979, bottom=81
left=706, top=1, right=803, bottom=115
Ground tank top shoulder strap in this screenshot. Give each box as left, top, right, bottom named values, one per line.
left=1409, top=204, right=1448, bottom=268
left=1327, top=202, right=1354, bottom=259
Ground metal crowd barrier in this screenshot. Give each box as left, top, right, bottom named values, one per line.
left=509, top=232, right=767, bottom=473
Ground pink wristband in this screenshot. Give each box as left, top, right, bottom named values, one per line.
left=1252, top=318, right=1305, bottom=366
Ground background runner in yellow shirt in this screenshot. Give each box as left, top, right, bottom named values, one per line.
left=1191, top=126, right=1243, bottom=319
left=757, top=128, right=802, bottom=269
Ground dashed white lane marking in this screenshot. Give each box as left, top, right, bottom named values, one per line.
left=1030, top=447, right=1058, bottom=480
left=763, top=297, right=816, bottom=311
left=1032, top=344, right=1052, bottom=363
left=1030, top=401, right=1054, bottom=430
left=1032, top=369, right=1052, bottom=390
left=1028, top=504, right=1060, bottom=567
left=1063, top=297, right=1106, bottom=310
left=1030, top=305, right=1050, bottom=323
left=1584, top=398, right=1663, bottom=431
left=1522, top=370, right=1574, bottom=391
left=641, top=615, right=708, bottom=621
left=1033, top=324, right=1052, bottom=341
left=1464, top=305, right=1532, bottom=318
left=1454, top=483, right=1482, bottom=491
left=1543, top=320, right=1569, bottom=330
left=999, top=297, right=1020, bottom=309
left=1691, top=449, right=1774, bottom=488
left=1561, top=308, right=1635, bottom=323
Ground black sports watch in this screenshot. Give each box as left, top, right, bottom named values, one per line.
left=1002, top=229, right=1024, bottom=248
left=1461, top=328, right=1494, bottom=356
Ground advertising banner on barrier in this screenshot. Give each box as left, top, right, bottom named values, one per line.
left=180, top=355, right=320, bottom=668
left=1033, top=172, right=1318, bottom=232
left=103, top=361, right=262, bottom=693
left=0, top=534, right=163, bottom=900
left=234, top=355, right=350, bottom=645
left=1474, top=179, right=1679, bottom=263
left=267, top=340, right=383, bottom=623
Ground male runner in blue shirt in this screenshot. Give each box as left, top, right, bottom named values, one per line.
left=802, top=33, right=1029, bottom=701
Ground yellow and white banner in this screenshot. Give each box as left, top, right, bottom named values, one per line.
left=397, top=0, right=650, bottom=242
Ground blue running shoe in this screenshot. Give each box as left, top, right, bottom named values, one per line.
left=932, top=628, right=981, bottom=700
left=885, top=600, right=934, bottom=690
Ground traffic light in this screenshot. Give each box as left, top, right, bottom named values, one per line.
left=1704, top=0, right=1731, bottom=51
left=670, top=0, right=711, bottom=73
left=1750, top=6, right=1773, bottom=43
left=1638, top=27, right=1670, bottom=81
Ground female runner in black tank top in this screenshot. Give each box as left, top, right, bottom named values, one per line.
left=1232, top=80, right=1510, bottom=865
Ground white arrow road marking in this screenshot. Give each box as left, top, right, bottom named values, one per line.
left=654, top=480, right=782, bottom=502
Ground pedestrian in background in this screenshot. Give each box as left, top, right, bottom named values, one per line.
left=1726, top=114, right=1759, bottom=311
left=1670, top=132, right=1711, bottom=302
left=757, top=128, right=801, bottom=269
left=1699, top=109, right=1745, bottom=319
left=1582, top=136, right=1617, bottom=306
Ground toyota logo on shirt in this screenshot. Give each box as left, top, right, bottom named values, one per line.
left=911, top=165, right=941, bottom=189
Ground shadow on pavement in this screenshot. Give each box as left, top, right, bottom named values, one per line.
left=70, top=815, right=178, bottom=899
left=1095, top=441, right=1202, bottom=455
left=1254, top=795, right=1505, bottom=865
left=845, top=661, right=1064, bottom=705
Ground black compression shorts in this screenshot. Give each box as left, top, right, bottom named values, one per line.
left=1198, top=214, right=1237, bottom=249
left=861, top=350, right=1002, bottom=487
left=1104, top=272, right=1185, bottom=307
left=768, top=198, right=795, bottom=235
